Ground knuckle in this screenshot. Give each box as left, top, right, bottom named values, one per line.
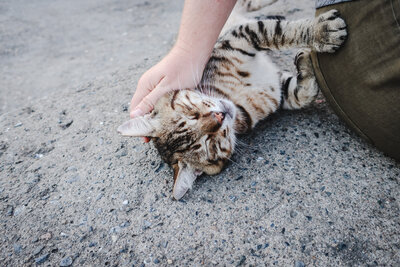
left=141, top=96, right=155, bottom=110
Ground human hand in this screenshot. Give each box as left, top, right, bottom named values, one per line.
left=130, top=43, right=209, bottom=142
left=128, top=0, right=236, bottom=142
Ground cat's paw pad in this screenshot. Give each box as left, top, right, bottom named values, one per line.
left=313, top=9, right=347, bottom=53
left=294, top=49, right=313, bottom=81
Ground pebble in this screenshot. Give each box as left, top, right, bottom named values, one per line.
left=60, top=256, right=73, bottom=266
left=66, top=166, right=77, bottom=172
left=294, top=260, right=305, bottom=267
left=111, top=235, right=118, bottom=243
left=237, top=255, right=246, bottom=266
left=14, top=122, right=23, bottom=127
left=35, top=253, right=49, bottom=264
left=167, top=259, right=173, bottom=264
left=66, top=174, right=80, bottom=184
left=33, top=245, right=45, bottom=255
left=13, top=244, right=22, bottom=253
left=40, top=232, right=52, bottom=241
left=6, top=206, right=13, bottom=216
left=88, top=242, right=97, bottom=247
left=290, top=210, right=298, bottom=218
left=13, top=206, right=25, bottom=216
left=122, top=200, right=129, bottom=205
left=154, top=258, right=160, bottom=264
left=120, top=221, right=131, bottom=228
left=143, top=220, right=152, bottom=229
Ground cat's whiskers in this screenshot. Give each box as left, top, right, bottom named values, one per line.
left=222, top=154, right=244, bottom=168
left=235, top=139, right=259, bottom=152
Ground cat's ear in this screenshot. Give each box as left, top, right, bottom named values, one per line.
left=117, top=115, right=160, bottom=137
left=172, top=161, right=202, bottom=200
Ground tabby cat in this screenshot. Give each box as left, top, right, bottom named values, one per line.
left=118, top=1, right=347, bottom=200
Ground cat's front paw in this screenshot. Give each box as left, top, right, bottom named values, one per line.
left=313, top=9, right=347, bottom=53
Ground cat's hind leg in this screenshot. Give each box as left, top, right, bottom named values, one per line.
left=280, top=49, right=319, bottom=110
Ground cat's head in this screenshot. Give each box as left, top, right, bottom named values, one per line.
left=118, top=89, right=237, bottom=200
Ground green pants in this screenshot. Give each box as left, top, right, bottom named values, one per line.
left=311, top=0, right=400, bottom=161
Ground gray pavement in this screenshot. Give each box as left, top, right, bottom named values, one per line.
left=0, top=0, right=399, bottom=266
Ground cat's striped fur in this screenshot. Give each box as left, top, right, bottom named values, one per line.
left=118, top=3, right=347, bottom=200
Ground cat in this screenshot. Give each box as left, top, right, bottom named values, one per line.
left=118, top=1, right=347, bottom=200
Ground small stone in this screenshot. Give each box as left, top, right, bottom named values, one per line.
left=154, top=258, right=160, bottom=264
left=66, top=174, right=80, bottom=184
left=14, top=122, right=23, bottom=127
left=111, top=235, right=118, bottom=243
left=122, top=200, right=129, bottom=205
left=13, top=206, right=25, bottom=216
left=143, top=220, right=151, bottom=229
left=120, top=221, right=130, bottom=228
left=161, top=241, right=168, bottom=248
left=237, top=255, right=246, bottom=266
left=294, top=260, right=305, bottom=267
left=66, top=166, right=77, bottom=172
left=305, top=216, right=312, bottom=221
left=167, top=259, right=173, bottom=265
left=60, top=256, right=73, bottom=266
left=88, top=242, right=97, bottom=247
left=6, top=206, right=13, bottom=216
left=235, top=175, right=243, bottom=181
left=35, top=253, right=49, bottom=264
left=33, top=245, right=45, bottom=255
left=290, top=210, right=298, bottom=218
left=40, top=232, right=52, bottom=241
left=13, top=244, right=22, bottom=253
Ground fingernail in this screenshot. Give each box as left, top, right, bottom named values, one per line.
left=130, top=108, right=144, bottom=118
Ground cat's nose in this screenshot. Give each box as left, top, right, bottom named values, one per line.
left=214, top=112, right=225, bottom=124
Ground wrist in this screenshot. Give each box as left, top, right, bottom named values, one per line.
left=172, top=39, right=212, bottom=67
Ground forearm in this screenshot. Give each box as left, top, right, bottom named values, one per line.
left=175, top=0, right=237, bottom=66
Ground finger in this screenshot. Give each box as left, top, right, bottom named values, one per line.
left=130, top=73, right=164, bottom=114
left=133, top=84, right=169, bottom=115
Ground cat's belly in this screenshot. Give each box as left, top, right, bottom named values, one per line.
left=216, top=52, right=282, bottom=128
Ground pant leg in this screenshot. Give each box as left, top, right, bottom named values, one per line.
left=311, top=0, right=400, bottom=161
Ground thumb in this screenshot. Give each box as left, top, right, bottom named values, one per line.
left=130, top=84, right=169, bottom=117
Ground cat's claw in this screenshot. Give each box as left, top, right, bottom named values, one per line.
left=313, top=9, right=348, bottom=53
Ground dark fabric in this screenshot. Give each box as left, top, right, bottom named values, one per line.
left=311, top=0, right=400, bottom=161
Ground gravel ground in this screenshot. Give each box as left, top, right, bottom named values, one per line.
left=1, top=0, right=399, bottom=266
